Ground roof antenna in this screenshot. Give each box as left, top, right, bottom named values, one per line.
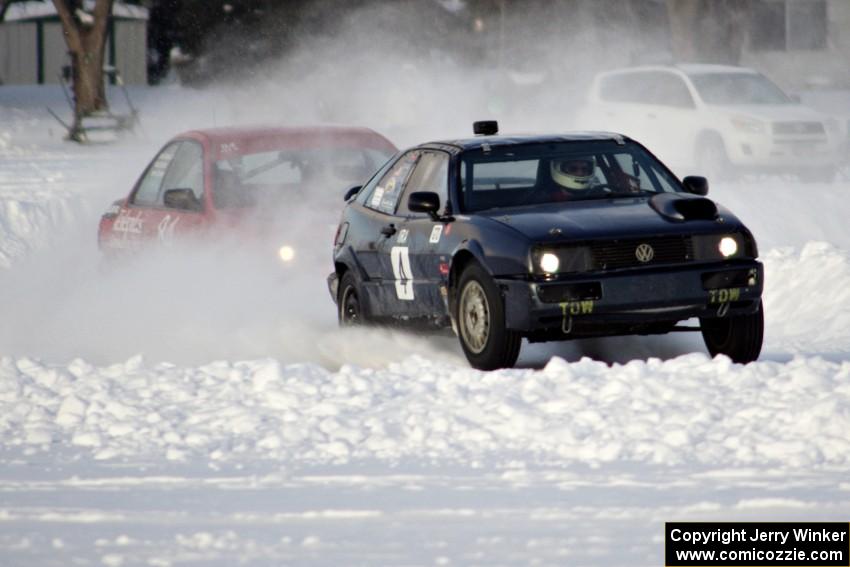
left=473, top=121, right=498, bottom=136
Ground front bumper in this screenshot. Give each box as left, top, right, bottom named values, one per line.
left=726, top=133, right=839, bottom=168
left=499, top=261, right=763, bottom=337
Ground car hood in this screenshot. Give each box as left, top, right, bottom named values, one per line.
left=713, top=103, right=826, bottom=123
left=478, top=194, right=741, bottom=242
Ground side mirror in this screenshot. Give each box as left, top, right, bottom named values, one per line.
left=682, top=176, right=709, bottom=196
left=163, top=188, right=202, bottom=211
left=344, top=185, right=361, bottom=202
left=408, top=191, right=441, bottom=219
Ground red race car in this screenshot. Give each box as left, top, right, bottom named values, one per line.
left=98, top=125, right=397, bottom=258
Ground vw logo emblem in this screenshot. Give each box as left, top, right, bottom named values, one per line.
left=635, top=243, right=654, bottom=263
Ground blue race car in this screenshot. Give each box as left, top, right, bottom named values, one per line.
left=328, top=122, right=763, bottom=370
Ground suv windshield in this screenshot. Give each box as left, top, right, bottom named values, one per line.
left=690, top=73, right=791, bottom=105
left=459, top=141, right=680, bottom=213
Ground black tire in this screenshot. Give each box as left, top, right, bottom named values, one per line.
left=700, top=301, right=764, bottom=363
left=337, top=271, right=366, bottom=326
left=455, top=263, right=521, bottom=370
left=697, top=135, right=734, bottom=182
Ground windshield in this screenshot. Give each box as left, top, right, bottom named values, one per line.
left=213, top=147, right=392, bottom=208
left=690, top=73, right=791, bottom=105
left=459, top=141, right=681, bottom=213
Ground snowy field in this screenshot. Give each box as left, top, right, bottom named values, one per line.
left=2, top=84, right=850, bottom=566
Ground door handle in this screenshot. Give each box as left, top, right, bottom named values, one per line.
left=380, top=224, right=397, bottom=237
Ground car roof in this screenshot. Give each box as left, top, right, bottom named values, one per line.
left=674, top=63, right=759, bottom=76
left=423, top=131, right=630, bottom=152
left=599, top=63, right=760, bottom=77
left=176, top=125, right=398, bottom=159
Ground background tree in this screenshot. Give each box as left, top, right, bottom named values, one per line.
left=52, top=0, right=115, bottom=140
left=666, top=0, right=749, bottom=64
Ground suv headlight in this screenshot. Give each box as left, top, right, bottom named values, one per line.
left=730, top=115, right=765, bottom=134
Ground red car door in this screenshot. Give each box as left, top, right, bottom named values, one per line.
left=137, top=140, right=208, bottom=246
left=105, top=140, right=208, bottom=251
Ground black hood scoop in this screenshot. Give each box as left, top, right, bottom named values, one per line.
left=650, top=193, right=718, bottom=222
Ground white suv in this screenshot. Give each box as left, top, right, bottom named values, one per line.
left=577, top=64, right=842, bottom=181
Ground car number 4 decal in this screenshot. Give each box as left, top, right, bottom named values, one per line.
left=391, top=246, right=414, bottom=300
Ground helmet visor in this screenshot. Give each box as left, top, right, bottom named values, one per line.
left=556, top=158, right=595, bottom=177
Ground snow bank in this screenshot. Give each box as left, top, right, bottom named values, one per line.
left=2, top=353, right=848, bottom=470
left=763, top=242, right=850, bottom=355
left=0, top=147, right=89, bottom=267
left=0, top=88, right=157, bottom=268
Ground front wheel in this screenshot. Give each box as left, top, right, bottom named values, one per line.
left=700, top=301, right=764, bottom=363
left=337, top=271, right=366, bottom=326
left=455, top=263, right=521, bottom=370
left=696, top=135, right=734, bottom=182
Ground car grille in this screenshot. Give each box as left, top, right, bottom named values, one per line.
left=590, top=236, right=693, bottom=270
left=772, top=121, right=825, bottom=135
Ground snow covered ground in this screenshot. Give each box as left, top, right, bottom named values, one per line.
left=2, top=84, right=850, bottom=566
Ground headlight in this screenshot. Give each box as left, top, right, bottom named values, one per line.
left=730, top=115, right=765, bottom=134
left=278, top=245, right=296, bottom=263
left=693, top=233, right=756, bottom=260
left=532, top=246, right=593, bottom=275
left=540, top=252, right=560, bottom=274
left=718, top=236, right=738, bottom=257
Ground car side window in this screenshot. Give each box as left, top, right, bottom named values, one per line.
left=398, top=151, right=449, bottom=216
left=654, top=73, right=695, bottom=108
left=132, top=142, right=180, bottom=206
left=601, top=73, right=662, bottom=104
left=160, top=141, right=204, bottom=207
left=355, top=153, right=398, bottom=205
left=364, top=150, right=420, bottom=215
left=600, top=72, right=693, bottom=108
left=609, top=152, right=679, bottom=193
left=599, top=74, right=639, bottom=103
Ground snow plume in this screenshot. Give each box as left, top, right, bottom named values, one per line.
left=0, top=229, right=464, bottom=366
left=136, top=1, right=675, bottom=145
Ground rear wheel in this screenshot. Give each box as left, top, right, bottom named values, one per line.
left=338, top=271, right=365, bottom=326
left=455, top=263, right=521, bottom=370
left=700, top=301, right=764, bottom=363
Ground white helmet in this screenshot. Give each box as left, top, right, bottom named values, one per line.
left=551, top=157, right=595, bottom=190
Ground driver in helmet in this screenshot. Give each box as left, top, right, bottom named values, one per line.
left=549, top=156, right=601, bottom=200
